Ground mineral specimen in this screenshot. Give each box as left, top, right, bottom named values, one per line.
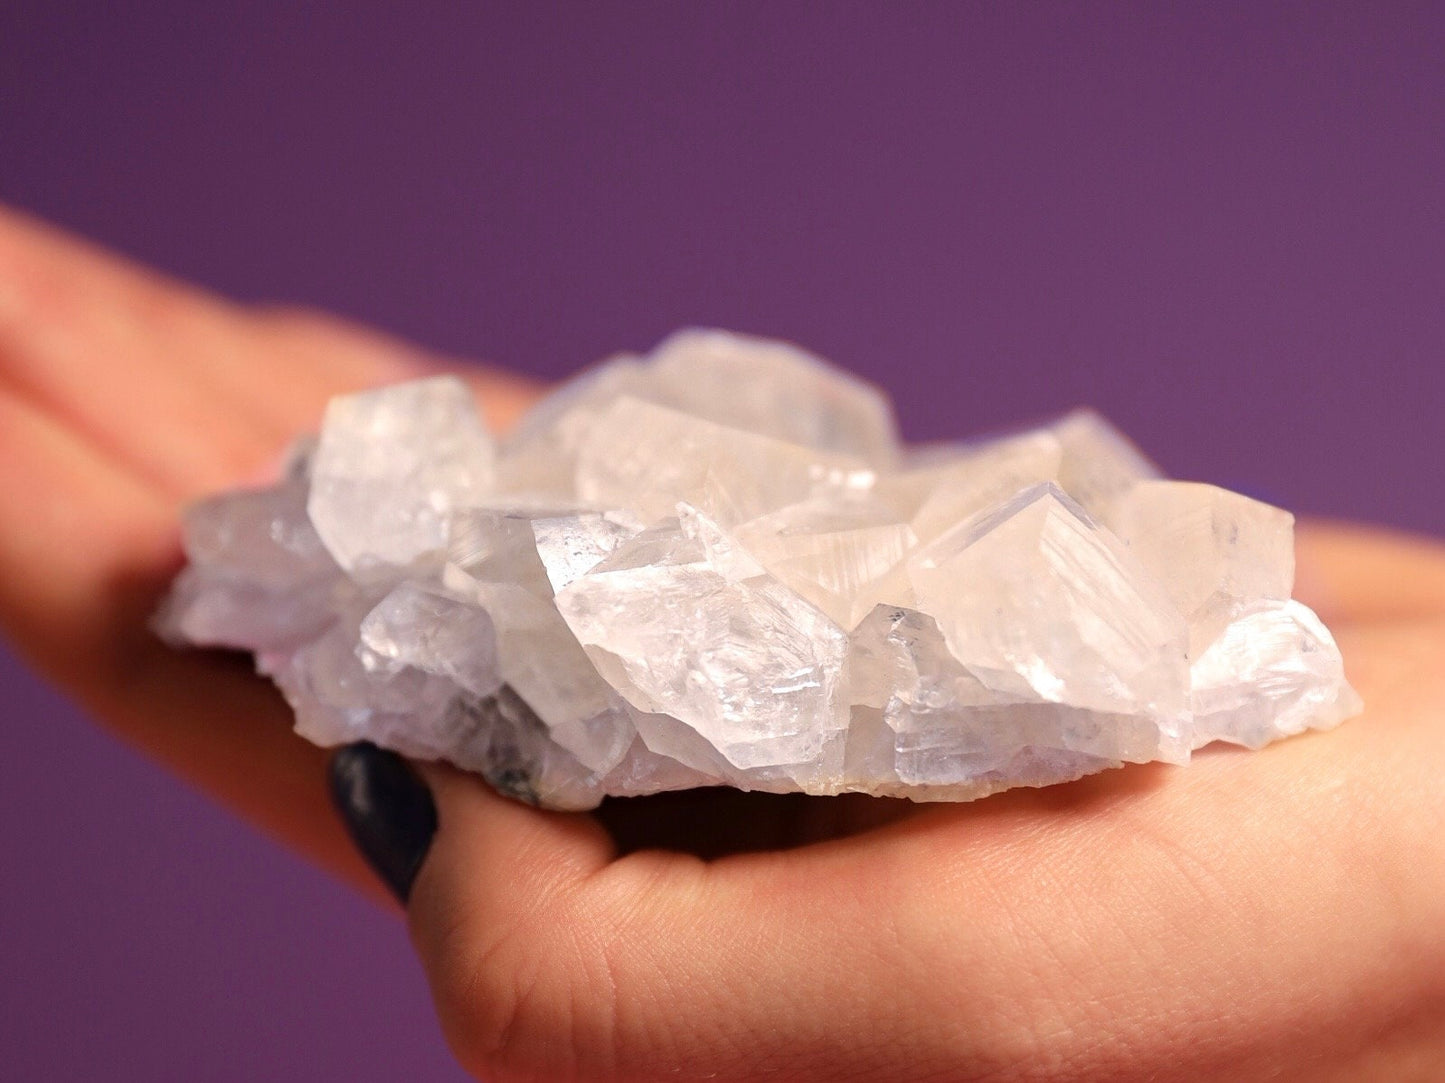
left=158, top=329, right=1361, bottom=809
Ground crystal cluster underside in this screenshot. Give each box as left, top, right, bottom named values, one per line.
left=158, top=330, right=1361, bottom=809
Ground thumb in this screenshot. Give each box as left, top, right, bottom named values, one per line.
left=329, top=744, right=619, bottom=1079
left=329, top=745, right=932, bottom=1082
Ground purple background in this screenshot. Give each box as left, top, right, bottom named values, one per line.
left=2, top=4, right=1442, bottom=1079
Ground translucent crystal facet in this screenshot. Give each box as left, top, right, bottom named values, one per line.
left=309, top=376, right=495, bottom=571
left=575, top=397, right=873, bottom=526
left=158, top=329, right=1361, bottom=809
left=908, top=485, right=1190, bottom=733
left=554, top=517, right=850, bottom=778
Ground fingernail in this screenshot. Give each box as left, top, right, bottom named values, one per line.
left=328, top=742, right=437, bottom=904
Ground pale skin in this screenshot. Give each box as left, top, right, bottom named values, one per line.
left=1, top=205, right=1442, bottom=1082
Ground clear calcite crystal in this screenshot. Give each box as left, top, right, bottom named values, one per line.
left=157, top=330, right=1362, bottom=809
left=309, top=376, right=495, bottom=571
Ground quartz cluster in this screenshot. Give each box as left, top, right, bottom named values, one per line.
left=158, top=330, right=1361, bottom=808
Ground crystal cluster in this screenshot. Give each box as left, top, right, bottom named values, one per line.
left=158, top=330, right=1361, bottom=809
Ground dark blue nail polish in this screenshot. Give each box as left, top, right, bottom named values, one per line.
left=328, top=742, right=437, bottom=904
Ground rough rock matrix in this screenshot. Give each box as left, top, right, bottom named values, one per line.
left=158, top=330, right=1361, bottom=808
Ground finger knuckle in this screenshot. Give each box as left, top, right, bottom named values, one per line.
left=427, top=897, right=619, bottom=1081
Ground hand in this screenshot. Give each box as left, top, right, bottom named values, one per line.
left=3, top=205, right=1442, bottom=1079
left=389, top=534, right=1445, bottom=1080
left=0, top=205, right=538, bottom=899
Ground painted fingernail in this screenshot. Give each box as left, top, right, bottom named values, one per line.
left=328, top=742, right=437, bottom=904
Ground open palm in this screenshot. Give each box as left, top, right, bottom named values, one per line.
left=2, top=206, right=1442, bottom=1081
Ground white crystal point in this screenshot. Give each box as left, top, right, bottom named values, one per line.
left=266, top=588, right=479, bottom=762
left=576, top=396, right=873, bottom=526
left=154, top=479, right=341, bottom=651
left=849, top=605, right=1179, bottom=795
left=677, top=503, right=769, bottom=582
left=894, top=412, right=1155, bottom=543
left=498, top=329, right=898, bottom=503
left=308, top=376, right=495, bottom=571
left=554, top=519, right=851, bottom=777
left=160, top=336, right=1363, bottom=810
left=1107, top=480, right=1295, bottom=620
left=358, top=582, right=502, bottom=699
left=1191, top=599, right=1360, bottom=749
left=444, top=507, right=560, bottom=594
left=730, top=496, right=917, bottom=629
left=157, top=564, right=338, bottom=653
left=182, top=479, right=336, bottom=589
left=442, top=508, right=636, bottom=774
left=908, top=484, right=1191, bottom=748
left=901, top=429, right=1063, bottom=543
left=531, top=512, right=642, bottom=593
left=1050, top=408, right=1162, bottom=515
left=497, top=355, right=647, bottom=498
left=643, top=328, right=900, bottom=462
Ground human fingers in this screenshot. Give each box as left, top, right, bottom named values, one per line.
left=371, top=751, right=1059, bottom=1083
left=0, top=204, right=546, bottom=898
left=330, top=632, right=1445, bottom=1081
left=0, top=204, right=310, bottom=495
left=248, top=304, right=543, bottom=437
left=0, top=384, right=394, bottom=896
left=1295, top=519, right=1445, bottom=624
left=335, top=752, right=630, bottom=1078
left=0, top=354, right=533, bottom=903
left=0, top=204, right=541, bottom=499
